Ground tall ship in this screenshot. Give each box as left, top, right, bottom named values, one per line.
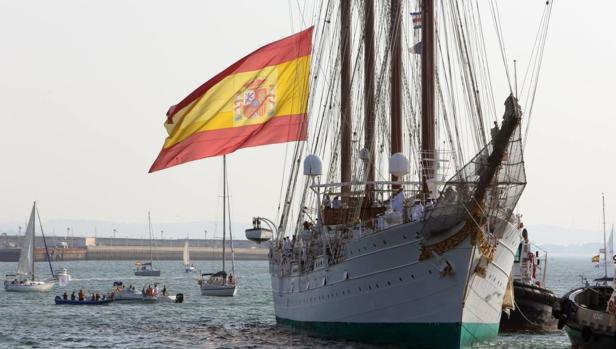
left=148, top=1, right=552, bottom=347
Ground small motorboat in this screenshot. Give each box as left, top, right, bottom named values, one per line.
left=112, top=281, right=183, bottom=303
left=54, top=296, right=113, bottom=305
left=245, top=218, right=272, bottom=243
left=53, top=268, right=71, bottom=286
left=552, top=283, right=616, bottom=349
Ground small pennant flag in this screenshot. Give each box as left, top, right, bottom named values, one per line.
left=410, top=12, right=422, bottom=29
left=592, top=255, right=600, bottom=263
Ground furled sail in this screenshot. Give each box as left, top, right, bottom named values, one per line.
left=183, top=240, right=190, bottom=266
left=16, top=204, right=36, bottom=277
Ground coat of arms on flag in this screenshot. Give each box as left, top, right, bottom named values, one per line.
left=592, top=255, right=600, bottom=263
left=234, top=77, right=276, bottom=124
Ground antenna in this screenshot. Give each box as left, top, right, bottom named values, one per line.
left=513, top=59, right=518, bottom=98
left=603, top=193, right=608, bottom=279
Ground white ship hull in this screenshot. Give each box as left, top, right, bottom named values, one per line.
left=270, top=220, right=521, bottom=348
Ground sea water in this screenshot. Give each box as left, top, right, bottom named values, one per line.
left=0, top=257, right=603, bottom=348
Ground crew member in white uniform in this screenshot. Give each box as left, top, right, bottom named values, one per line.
left=410, top=199, right=424, bottom=222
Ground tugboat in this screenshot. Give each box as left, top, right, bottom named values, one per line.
left=552, top=281, right=616, bottom=348
left=500, top=228, right=558, bottom=331
left=552, top=194, right=616, bottom=348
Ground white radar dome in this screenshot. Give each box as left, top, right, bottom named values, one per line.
left=389, top=153, right=409, bottom=178
left=303, top=154, right=322, bottom=176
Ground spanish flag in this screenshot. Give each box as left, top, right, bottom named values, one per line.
left=150, top=27, right=313, bottom=172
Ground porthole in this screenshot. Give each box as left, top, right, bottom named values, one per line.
left=383, top=240, right=387, bottom=245
left=411, top=274, right=415, bottom=279
left=399, top=277, right=403, bottom=282
left=403, top=235, right=407, bottom=239
left=387, top=281, right=391, bottom=286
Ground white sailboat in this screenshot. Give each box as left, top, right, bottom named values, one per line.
left=199, top=156, right=237, bottom=296
left=4, top=202, right=55, bottom=292
left=183, top=239, right=196, bottom=273
left=134, top=211, right=161, bottom=276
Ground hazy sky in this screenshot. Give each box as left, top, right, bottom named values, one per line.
left=0, top=1, right=614, bottom=245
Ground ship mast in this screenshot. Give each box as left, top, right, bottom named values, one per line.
left=222, top=155, right=227, bottom=273
left=390, top=0, right=403, bottom=187
left=603, top=193, right=608, bottom=279
left=340, top=0, right=352, bottom=197
left=364, top=0, right=375, bottom=196
left=421, top=0, right=436, bottom=195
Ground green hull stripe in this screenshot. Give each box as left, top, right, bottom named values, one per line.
left=276, top=317, right=499, bottom=349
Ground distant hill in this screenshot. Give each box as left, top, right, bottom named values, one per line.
left=520, top=224, right=609, bottom=257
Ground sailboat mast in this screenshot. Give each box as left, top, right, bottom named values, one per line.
left=390, top=0, right=403, bottom=187
left=32, top=201, right=36, bottom=281
left=421, top=0, right=436, bottom=194
left=148, top=211, right=153, bottom=264
left=364, top=0, right=375, bottom=195
left=36, top=207, right=54, bottom=277
left=222, top=155, right=227, bottom=272
left=603, top=193, right=608, bottom=279
left=340, top=0, right=352, bottom=196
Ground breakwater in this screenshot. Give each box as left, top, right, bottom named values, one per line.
left=0, top=246, right=268, bottom=262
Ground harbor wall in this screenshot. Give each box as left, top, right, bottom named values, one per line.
left=86, top=246, right=267, bottom=261
left=0, top=246, right=268, bottom=262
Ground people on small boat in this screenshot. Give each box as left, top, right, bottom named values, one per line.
left=70, top=291, right=76, bottom=301
left=228, top=274, right=235, bottom=286
left=162, top=285, right=167, bottom=296
left=78, top=289, right=85, bottom=301
left=62, top=292, right=68, bottom=300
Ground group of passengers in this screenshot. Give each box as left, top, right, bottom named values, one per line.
left=324, top=189, right=435, bottom=224
left=143, top=283, right=166, bottom=297
left=281, top=236, right=295, bottom=256
left=9, top=279, right=29, bottom=285
left=62, top=289, right=108, bottom=302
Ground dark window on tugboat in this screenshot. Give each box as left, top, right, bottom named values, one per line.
left=514, top=243, right=522, bottom=263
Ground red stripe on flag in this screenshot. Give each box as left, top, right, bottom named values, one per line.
left=167, top=27, right=313, bottom=120
left=149, top=114, right=307, bottom=173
